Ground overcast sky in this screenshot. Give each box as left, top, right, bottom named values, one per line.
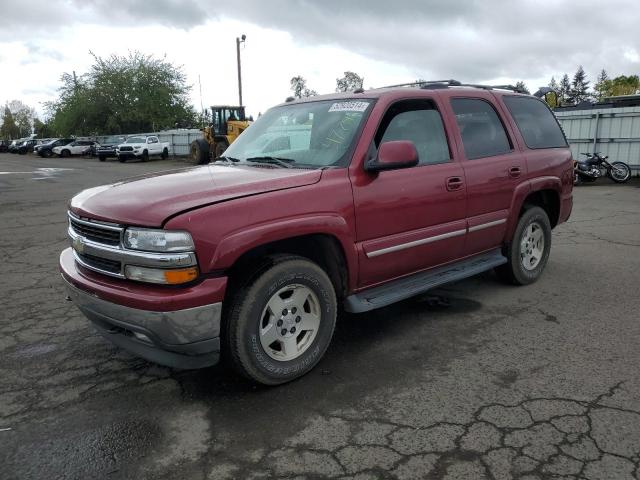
left=1, top=0, right=639, bottom=119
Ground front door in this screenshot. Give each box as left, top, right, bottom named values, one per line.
left=350, top=97, right=467, bottom=288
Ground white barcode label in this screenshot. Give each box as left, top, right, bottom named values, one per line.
left=328, top=101, right=369, bottom=112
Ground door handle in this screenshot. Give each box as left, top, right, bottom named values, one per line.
left=509, top=166, right=522, bottom=178
left=446, top=176, right=463, bottom=191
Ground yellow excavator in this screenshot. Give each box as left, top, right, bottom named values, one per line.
left=190, top=105, right=252, bottom=164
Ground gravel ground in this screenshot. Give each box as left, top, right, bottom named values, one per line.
left=1, top=153, right=639, bottom=480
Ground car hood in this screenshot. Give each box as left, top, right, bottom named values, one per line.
left=70, top=164, right=323, bottom=227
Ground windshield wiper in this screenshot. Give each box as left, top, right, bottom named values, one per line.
left=214, top=155, right=241, bottom=163
left=245, top=156, right=296, bottom=168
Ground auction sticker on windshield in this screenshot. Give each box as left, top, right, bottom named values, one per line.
left=328, top=101, right=369, bottom=112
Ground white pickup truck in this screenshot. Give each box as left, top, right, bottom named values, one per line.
left=116, top=135, right=170, bottom=162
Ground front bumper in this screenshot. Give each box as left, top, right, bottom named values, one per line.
left=60, top=248, right=226, bottom=369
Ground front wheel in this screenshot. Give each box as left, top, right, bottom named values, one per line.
left=98, top=156, right=106, bottom=162
left=141, top=150, right=149, bottom=162
left=609, top=162, right=631, bottom=183
left=495, top=206, right=552, bottom=285
left=226, top=255, right=337, bottom=385
left=60, top=149, right=70, bottom=158
left=214, top=139, right=229, bottom=159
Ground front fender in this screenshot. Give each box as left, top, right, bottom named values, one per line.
left=210, top=214, right=358, bottom=291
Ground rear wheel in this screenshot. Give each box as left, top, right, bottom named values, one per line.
left=98, top=156, right=106, bottom=162
left=161, top=148, right=169, bottom=160
left=226, top=255, right=337, bottom=385
left=495, top=206, right=551, bottom=285
left=214, top=139, right=229, bottom=159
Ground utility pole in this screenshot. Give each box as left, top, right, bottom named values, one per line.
left=236, top=34, right=246, bottom=106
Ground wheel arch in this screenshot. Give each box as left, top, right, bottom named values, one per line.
left=222, top=232, right=354, bottom=303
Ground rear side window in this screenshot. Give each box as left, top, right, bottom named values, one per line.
left=376, top=99, right=450, bottom=166
left=451, top=98, right=512, bottom=159
left=503, top=96, right=568, bottom=149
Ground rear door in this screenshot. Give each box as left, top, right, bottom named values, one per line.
left=444, top=94, right=525, bottom=255
left=350, top=97, right=467, bottom=287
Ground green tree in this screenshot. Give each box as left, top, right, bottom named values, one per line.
left=0, top=105, right=19, bottom=139
left=47, top=51, right=197, bottom=135
left=570, top=65, right=591, bottom=104
left=33, top=118, right=54, bottom=138
left=594, top=69, right=609, bottom=101
left=336, top=71, right=364, bottom=92
left=514, top=81, right=530, bottom=94
left=600, top=75, right=640, bottom=97
left=289, top=76, right=317, bottom=98
left=7, top=100, right=35, bottom=137
left=559, top=74, right=571, bottom=105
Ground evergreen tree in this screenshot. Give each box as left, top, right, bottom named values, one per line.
left=570, top=65, right=591, bottom=104
left=0, top=105, right=20, bottom=139
left=594, top=69, right=609, bottom=101
left=514, top=81, right=530, bottom=94
left=559, top=74, right=571, bottom=105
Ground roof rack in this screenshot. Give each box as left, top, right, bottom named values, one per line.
left=378, top=79, right=528, bottom=94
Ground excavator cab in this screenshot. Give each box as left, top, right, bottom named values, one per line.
left=191, top=105, right=252, bottom=164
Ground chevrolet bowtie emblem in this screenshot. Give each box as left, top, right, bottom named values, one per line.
left=73, top=236, right=85, bottom=255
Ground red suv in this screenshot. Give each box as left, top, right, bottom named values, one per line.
left=60, top=81, right=573, bottom=385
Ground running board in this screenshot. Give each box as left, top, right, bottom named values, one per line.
left=344, top=249, right=507, bottom=313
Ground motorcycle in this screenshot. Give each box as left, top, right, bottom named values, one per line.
left=574, top=152, right=632, bottom=185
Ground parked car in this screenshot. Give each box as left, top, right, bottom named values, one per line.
left=96, top=136, right=126, bottom=161
left=52, top=140, right=98, bottom=157
left=116, top=135, right=170, bottom=162
left=17, top=139, right=42, bottom=155
left=0, top=140, right=10, bottom=153
left=8, top=138, right=27, bottom=153
left=37, top=138, right=75, bottom=158
left=61, top=81, right=573, bottom=385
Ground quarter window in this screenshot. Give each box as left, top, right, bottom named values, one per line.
left=451, top=98, right=512, bottom=160
left=503, top=96, right=568, bottom=149
left=376, top=99, right=450, bottom=166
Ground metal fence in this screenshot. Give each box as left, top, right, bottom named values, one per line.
left=95, top=129, right=204, bottom=156
left=555, top=106, right=640, bottom=171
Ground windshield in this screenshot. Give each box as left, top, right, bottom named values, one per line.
left=125, top=136, right=147, bottom=144
left=104, top=136, right=125, bottom=144
left=223, top=99, right=373, bottom=168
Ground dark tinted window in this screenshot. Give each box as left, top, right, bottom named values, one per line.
left=503, top=96, right=568, bottom=149
left=451, top=98, right=512, bottom=159
left=376, top=100, right=450, bottom=166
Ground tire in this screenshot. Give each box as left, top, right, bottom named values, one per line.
left=161, top=148, right=168, bottom=160
left=61, top=149, right=70, bottom=158
left=141, top=150, right=149, bottom=162
left=609, top=161, right=631, bottom=183
left=98, top=156, right=106, bottom=162
left=226, top=255, right=337, bottom=385
left=495, top=206, right=552, bottom=286
left=118, top=156, right=126, bottom=163
left=42, top=149, right=52, bottom=158
left=190, top=139, right=210, bottom=165
left=214, top=139, right=229, bottom=159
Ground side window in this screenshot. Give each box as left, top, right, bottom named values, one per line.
left=451, top=98, right=512, bottom=160
left=503, top=96, right=568, bottom=149
left=375, top=99, right=450, bottom=166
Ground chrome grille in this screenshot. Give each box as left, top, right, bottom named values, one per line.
left=76, top=252, right=122, bottom=274
left=69, top=216, right=121, bottom=245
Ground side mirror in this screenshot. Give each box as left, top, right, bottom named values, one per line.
left=366, top=140, right=419, bottom=172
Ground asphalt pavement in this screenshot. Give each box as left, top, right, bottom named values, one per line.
left=1, top=153, right=639, bottom=480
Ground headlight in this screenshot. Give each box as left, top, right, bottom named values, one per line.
left=124, top=265, right=199, bottom=285
left=123, top=228, right=195, bottom=252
